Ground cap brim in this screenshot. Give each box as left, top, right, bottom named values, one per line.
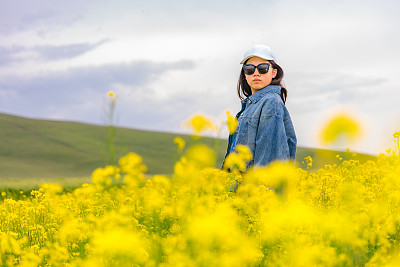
left=240, top=55, right=275, bottom=64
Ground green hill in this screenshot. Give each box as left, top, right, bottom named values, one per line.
left=0, top=112, right=376, bottom=179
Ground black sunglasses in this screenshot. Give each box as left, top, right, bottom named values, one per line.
left=243, top=63, right=271, bottom=75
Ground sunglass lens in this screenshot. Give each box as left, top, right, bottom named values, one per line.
left=257, top=63, right=269, bottom=74
left=243, top=65, right=255, bottom=75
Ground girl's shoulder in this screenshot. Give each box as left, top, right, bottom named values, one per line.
left=259, top=92, right=286, bottom=116
left=260, top=91, right=283, bottom=105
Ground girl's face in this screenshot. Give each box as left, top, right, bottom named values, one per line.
left=244, top=56, right=277, bottom=94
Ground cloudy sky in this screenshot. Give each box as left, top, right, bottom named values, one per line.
left=1, top=0, right=399, bottom=155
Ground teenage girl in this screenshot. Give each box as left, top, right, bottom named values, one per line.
left=224, top=44, right=297, bottom=170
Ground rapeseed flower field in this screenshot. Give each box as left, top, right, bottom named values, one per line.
left=1, top=113, right=400, bottom=266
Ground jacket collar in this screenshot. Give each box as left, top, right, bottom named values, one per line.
left=242, top=85, right=281, bottom=104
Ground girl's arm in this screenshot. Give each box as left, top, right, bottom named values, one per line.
left=253, top=96, right=296, bottom=166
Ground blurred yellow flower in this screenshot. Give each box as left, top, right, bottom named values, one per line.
left=91, top=167, right=108, bottom=185
left=186, top=144, right=216, bottom=168
left=186, top=204, right=262, bottom=266
left=40, top=183, right=64, bottom=195
left=89, top=229, right=149, bottom=265
left=236, top=145, right=252, bottom=161
left=320, top=113, right=362, bottom=145
left=0, top=232, right=21, bottom=255
left=305, top=156, right=313, bottom=169
left=151, top=175, right=171, bottom=191
left=223, top=153, right=247, bottom=173
left=173, top=137, right=185, bottom=151
left=107, top=91, right=115, bottom=98
left=245, top=161, right=299, bottom=198
left=184, top=114, right=216, bottom=135
left=223, top=145, right=252, bottom=173
left=118, top=152, right=147, bottom=174
left=226, top=110, right=238, bottom=135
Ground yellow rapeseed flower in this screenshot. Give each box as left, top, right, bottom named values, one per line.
left=305, top=156, right=313, bottom=169
left=107, top=91, right=115, bottom=98
left=320, top=113, right=362, bottom=144
left=40, top=183, right=64, bottom=195
left=184, top=114, right=216, bottom=135
left=223, top=145, right=252, bottom=173
left=107, top=90, right=117, bottom=103
left=245, top=161, right=299, bottom=198
left=151, top=175, right=171, bottom=191
left=88, top=229, right=149, bottom=265
left=91, top=167, right=109, bottom=185
left=173, top=137, right=185, bottom=151
left=0, top=232, right=21, bottom=255
left=226, top=110, right=238, bottom=135
left=223, top=153, right=246, bottom=173
left=186, top=144, right=216, bottom=168
left=236, top=145, right=252, bottom=162
left=186, top=204, right=262, bottom=266
left=118, top=152, right=147, bottom=174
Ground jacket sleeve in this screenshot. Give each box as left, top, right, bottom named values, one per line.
left=253, top=97, right=291, bottom=167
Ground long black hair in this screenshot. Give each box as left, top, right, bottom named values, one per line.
left=237, top=60, right=287, bottom=104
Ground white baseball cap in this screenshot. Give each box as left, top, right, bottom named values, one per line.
left=240, top=44, right=276, bottom=64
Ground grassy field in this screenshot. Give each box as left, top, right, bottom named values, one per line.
left=0, top=112, right=376, bottom=182
left=0, top=177, right=91, bottom=195
left=0, top=112, right=226, bottom=178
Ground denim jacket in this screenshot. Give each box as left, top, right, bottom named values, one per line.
left=224, top=85, right=297, bottom=169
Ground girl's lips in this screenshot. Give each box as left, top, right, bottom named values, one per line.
left=253, top=79, right=261, bottom=82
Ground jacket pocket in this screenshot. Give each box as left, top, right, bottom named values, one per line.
left=238, top=117, right=258, bottom=146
